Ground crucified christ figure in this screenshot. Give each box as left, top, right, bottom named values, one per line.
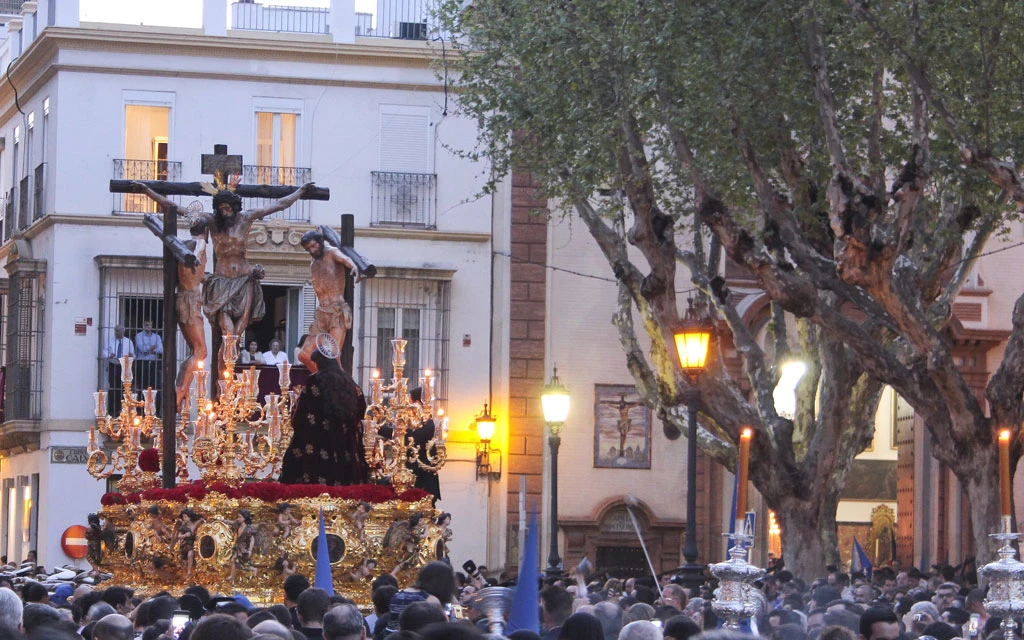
left=601, top=394, right=644, bottom=457
left=133, top=180, right=314, bottom=356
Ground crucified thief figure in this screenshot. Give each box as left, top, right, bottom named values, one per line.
left=297, top=229, right=360, bottom=372
left=174, top=220, right=209, bottom=410
left=133, top=180, right=315, bottom=359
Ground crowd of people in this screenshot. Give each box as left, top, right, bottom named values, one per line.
left=0, top=554, right=993, bottom=640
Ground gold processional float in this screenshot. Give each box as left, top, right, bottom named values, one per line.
left=86, top=337, right=449, bottom=605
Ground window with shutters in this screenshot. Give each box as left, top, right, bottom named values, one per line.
left=357, top=274, right=450, bottom=407
left=371, top=105, right=436, bottom=228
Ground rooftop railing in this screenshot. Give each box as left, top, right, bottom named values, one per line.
left=231, top=2, right=329, bottom=34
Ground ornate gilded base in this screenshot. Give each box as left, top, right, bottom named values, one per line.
left=95, top=492, right=445, bottom=607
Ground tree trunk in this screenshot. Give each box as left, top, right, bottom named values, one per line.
left=960, top=450, right=1004, bottom=567
left=777, top=496, right=840, bottom=579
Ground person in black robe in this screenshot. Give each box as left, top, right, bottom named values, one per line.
left=408, top=387, right=441, bottom=502
left=279, top=349, right=369, bottom=485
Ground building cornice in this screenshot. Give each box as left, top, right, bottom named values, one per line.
left=0, top=25, right=455, bottom=123
left=0, top=213, right=491, bottom=264
left=0, top=420, right=41, bottom=456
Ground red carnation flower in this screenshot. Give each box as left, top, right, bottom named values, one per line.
left=138, top=448, right=160, bottom=472
left=100, top=492, right=126, bottom=506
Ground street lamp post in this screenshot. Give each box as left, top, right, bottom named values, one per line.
left=673, top=299, right=714, bottom=595
left=541, top=366, right=570, bottom=578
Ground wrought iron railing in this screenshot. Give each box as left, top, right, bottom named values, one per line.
left=18, top=175, right=29, bottom=230
left=3, top=189, right=12, bottom=242
left=370, top=171, right=436, bottom=228
left=112, top=159, right=183, bottom=214
left=33, top=162, right=45, bottom=222
left=241, top=165, right=312, bottom=221
left=0, top=1, right=22, bottom=15
left=231, top=2, right=329, bottom=34
left=356, top=0, right=454, bottom=39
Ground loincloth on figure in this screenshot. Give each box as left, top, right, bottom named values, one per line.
left=203, top=273, right=266, bottom=324
left=309, top=300, right=352, bottom=334
left=176, top=290, right=204, bottom=324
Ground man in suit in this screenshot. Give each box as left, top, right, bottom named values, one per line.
left=103, top=325, right=134, bottom=415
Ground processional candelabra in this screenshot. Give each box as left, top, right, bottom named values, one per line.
left=982, top=516, right=1024, bottom=640
left=88, top=354, right=169, bottom=493
left=187, top=334, right=294, bottom=485
left=710, top=527, right=765, bottom=631
left=89, top=334, right=295, bottom=489
left=363, top=338, right=447, bottom=492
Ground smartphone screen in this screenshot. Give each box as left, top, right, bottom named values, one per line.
left=170, top=612, right=190, bottom=639
left=968, top=614, right=980, bottom=637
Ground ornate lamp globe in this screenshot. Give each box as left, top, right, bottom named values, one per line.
left=541, top=367, right=570, bottom=435
left=674, top=298, right=713, bottom=377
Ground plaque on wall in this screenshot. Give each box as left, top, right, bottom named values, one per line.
left=594, top=385, right=651, bottom=469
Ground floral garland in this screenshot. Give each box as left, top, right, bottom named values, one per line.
left=100, top=482, right=430, bottom=506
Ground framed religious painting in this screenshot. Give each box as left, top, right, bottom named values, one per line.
left=594, top=384, right=652, bottom=469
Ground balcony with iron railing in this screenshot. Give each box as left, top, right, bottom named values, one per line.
left=370, top=171, right=436, bottom=228
left=112, top=159, right=184, bottom=215
left=0, top=0, right=21, bottom=16
left=242, top=165, right=312, bottom=221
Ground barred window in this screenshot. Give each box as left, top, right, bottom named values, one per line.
left=5, top=264, right=45, bottom=421
left=96, top=257, right=186, bottom=413
left=357, top=273, right=450, bottom=407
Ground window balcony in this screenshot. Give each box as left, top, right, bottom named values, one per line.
left=112, top=159, right=183, bottom=215
left=241, top=165, right=312, bottom=222
left=370, top=171, right=436, bottom=229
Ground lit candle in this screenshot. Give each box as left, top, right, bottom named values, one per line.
left=278, top=361, right=292, bottom=390
left=1000, top=429, right=1012, bottom=518
left=143, top=389, right=157, bottom=417
left=93, top=390, right=106, bottom=420
left=736, top=428, right=753, bottom=529
left=422, top=369, right=433, bottom=405
left=371, top=369, right=382, bottom=404
left=120, top=355, right=134, bottom=384
left=196, top=364, right=208, bottom=400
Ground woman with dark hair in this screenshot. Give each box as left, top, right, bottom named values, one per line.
left=415, top=561, right=457, bottom=604
left=557, top=612, right=604, bottom=640
left=279, top=348, right=370, bottom=485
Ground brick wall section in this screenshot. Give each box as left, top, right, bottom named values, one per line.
left=506, top=168, right=548, bottom=569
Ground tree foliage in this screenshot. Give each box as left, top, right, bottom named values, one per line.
left=438, top=0, right=1024, bottom=576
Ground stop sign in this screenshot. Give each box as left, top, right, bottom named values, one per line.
left=61, top=525, right=88, bottom=559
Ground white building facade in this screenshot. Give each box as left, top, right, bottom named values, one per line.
left=0, top=0, right=513, bottom=573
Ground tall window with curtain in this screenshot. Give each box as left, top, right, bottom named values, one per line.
left=123, top=105, right=170, bottom=213
left=255, top=111, right=297, bottom=184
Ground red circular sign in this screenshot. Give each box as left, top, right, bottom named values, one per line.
left=61, top=525, right=88, bottom=559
